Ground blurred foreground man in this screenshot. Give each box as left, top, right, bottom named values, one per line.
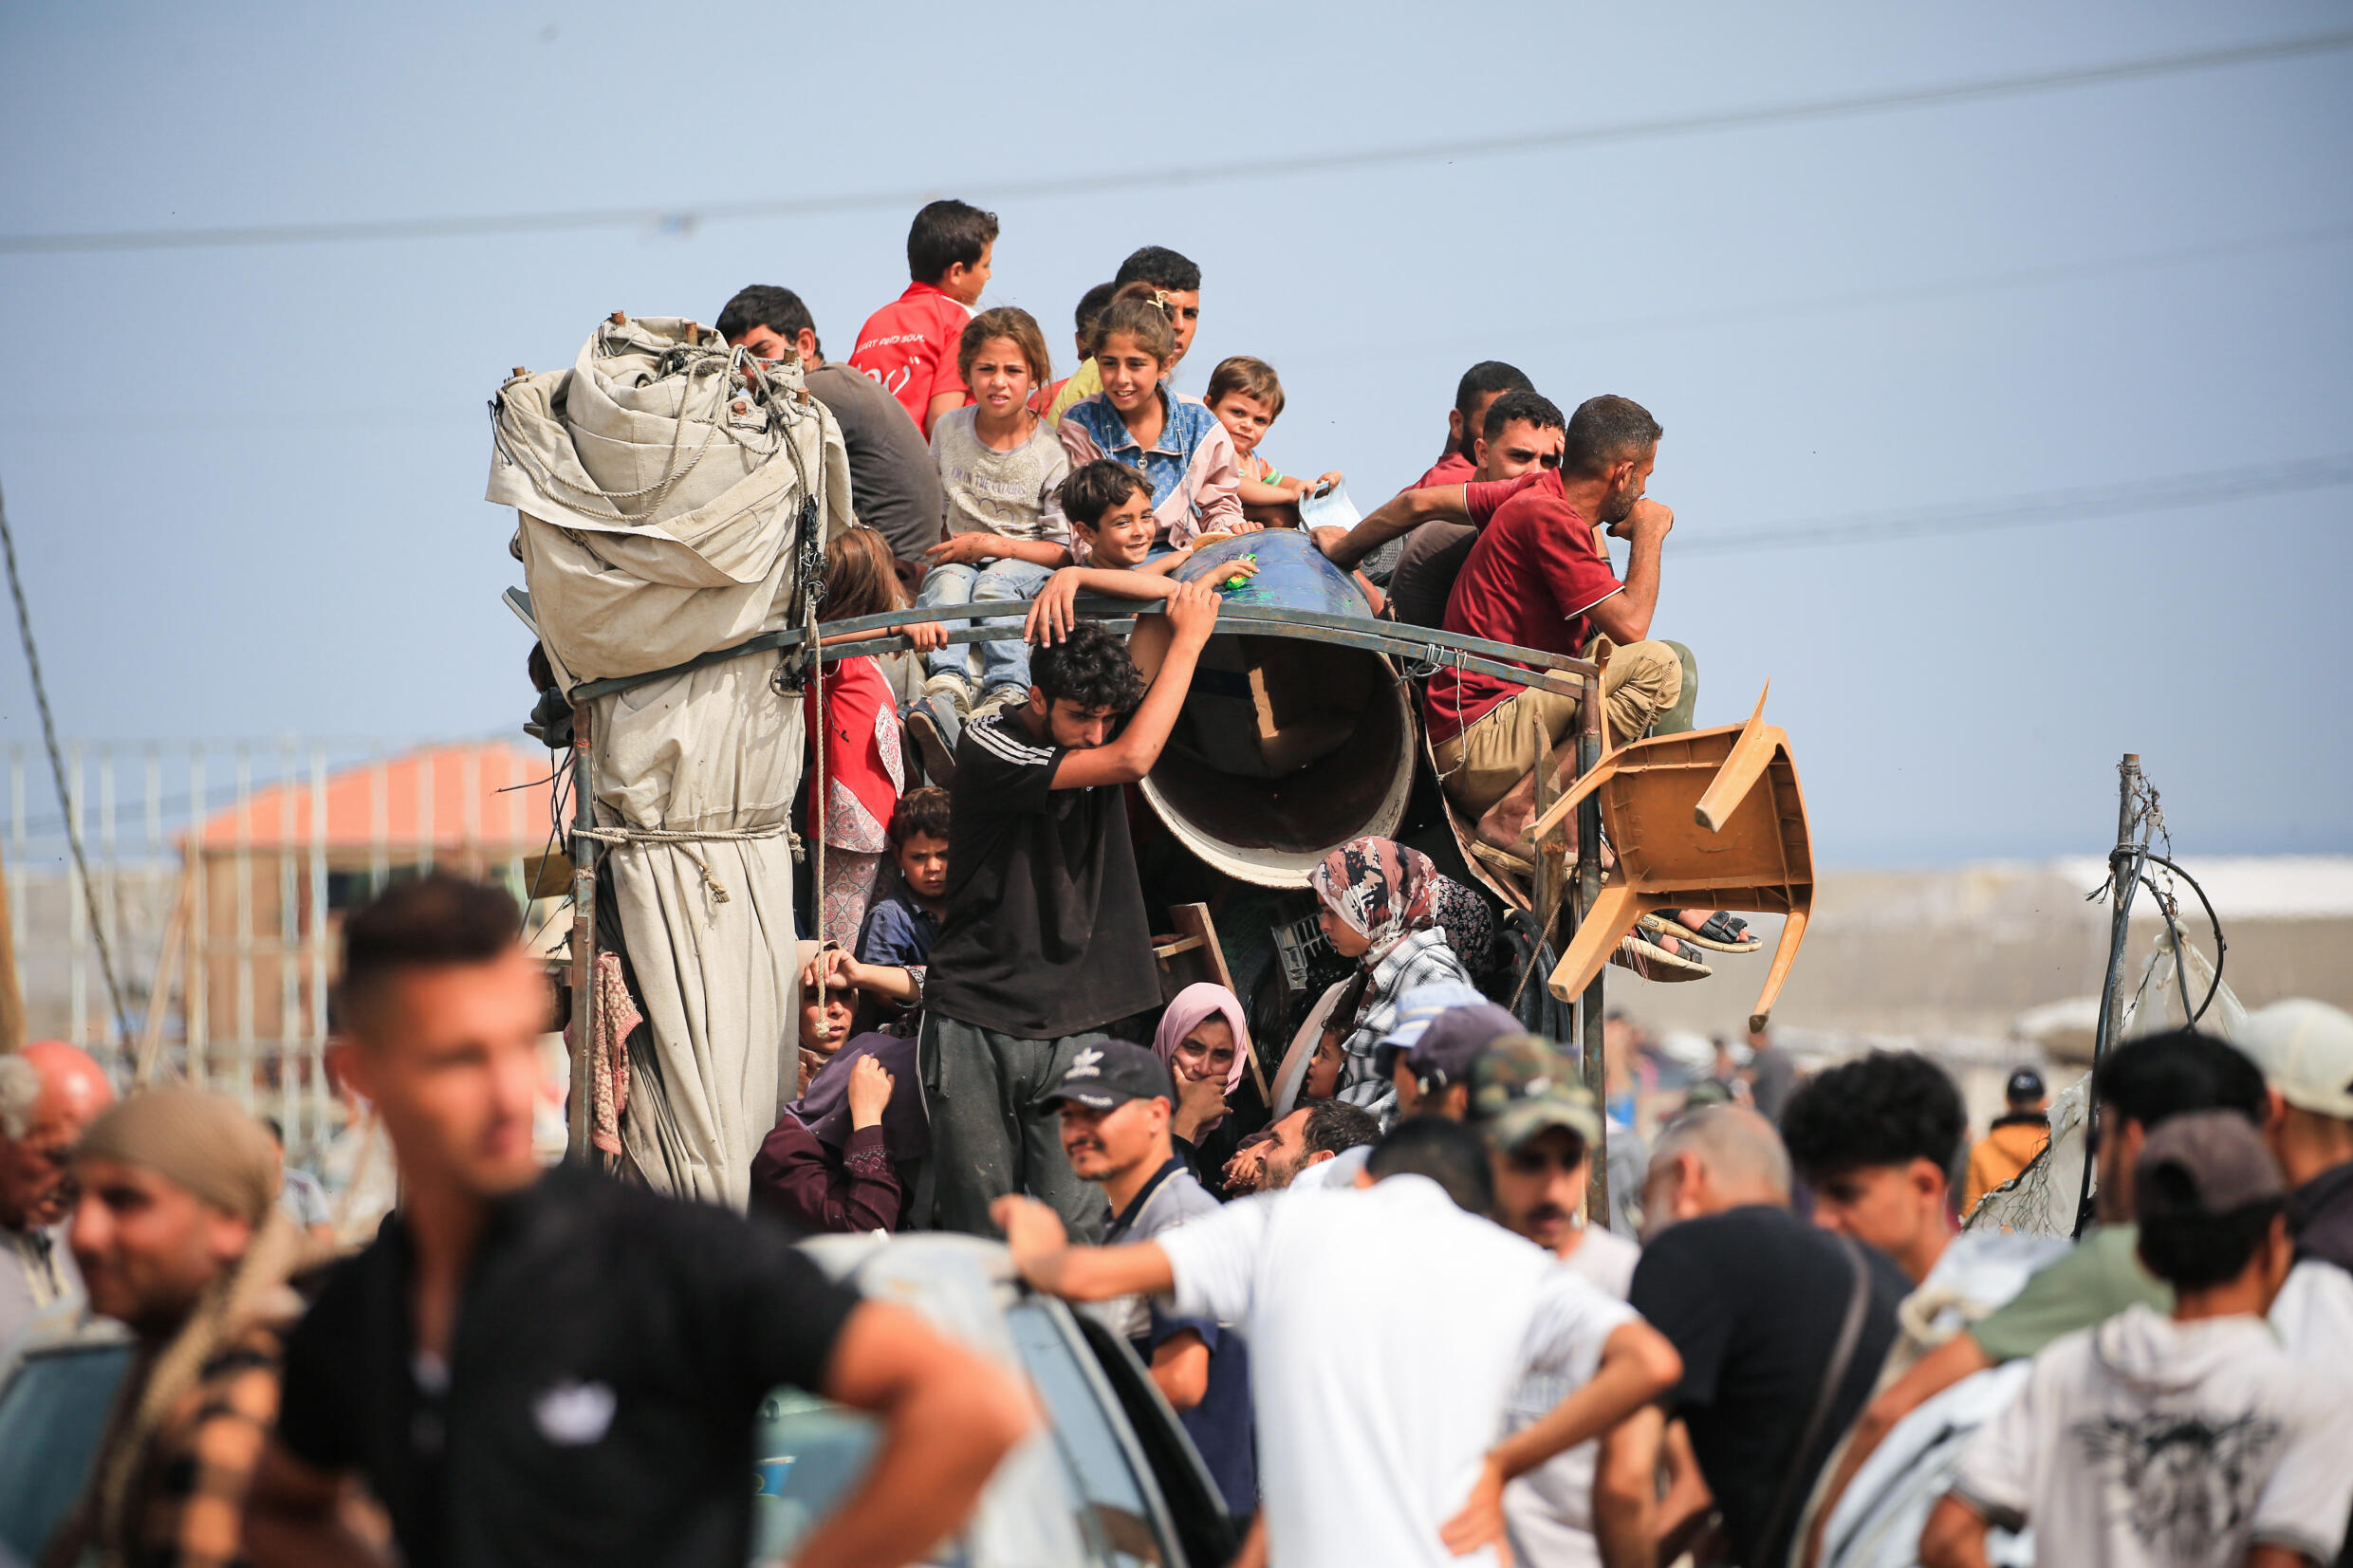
left=245, top=876, right=1030, bottom=1568
left=0, top=1040, right=115, bottom=1344
left=1923, top=1113, right=2353, bottom=1568
left=2241, top=1000, right=2353, bottom=1274
left=45, top=1087, right=314, bottom=1568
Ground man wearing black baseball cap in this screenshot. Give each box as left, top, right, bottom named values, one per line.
left=1928, top=1112, right=2353, bottom=1568
left=1044, top=1041, right=1254, bottom=1513
left=1963, top=1065, right=2051, bottom=1211
left=1381, top=1001, right=1521, bottom=1120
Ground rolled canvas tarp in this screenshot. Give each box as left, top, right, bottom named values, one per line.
left=489, top=316, right=851, bottom=1206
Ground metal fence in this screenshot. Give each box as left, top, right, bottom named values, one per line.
left=8, top=737, right=560, bottom=1157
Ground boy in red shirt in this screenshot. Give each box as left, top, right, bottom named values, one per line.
left=849, top=199, right=997, bottom=434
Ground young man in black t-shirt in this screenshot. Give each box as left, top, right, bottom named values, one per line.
left=244, top=877, right=1030, bottom=1568
left=921, top=585, right=1221, bottom=1239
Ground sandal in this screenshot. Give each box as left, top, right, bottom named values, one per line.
left=1640, top=912, right=1761, bottom=955
left=1610, top=932, right=1713, bottom=983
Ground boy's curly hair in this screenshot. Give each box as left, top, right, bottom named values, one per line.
left=1057, top=460, right=1149, bottom=531
left=1031, top=621, right=1146, bottom=714
left=888, top=786, right=951, bottom=846
left=1780, top=1050, right=1967, bottom=1185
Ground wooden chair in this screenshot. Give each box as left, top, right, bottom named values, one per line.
left=1529, top=688, right=1814, bottom=1032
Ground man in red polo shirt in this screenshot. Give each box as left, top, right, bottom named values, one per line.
left=1423, top=394, right=1683, bottom=854
left=1412, top=360, right=1536, bottom=489
left=1380, top=387, right=1566, bottom=628
left=848, top=198, right=996, bottom=434
left=1320, top=397, right=1729, bottom=958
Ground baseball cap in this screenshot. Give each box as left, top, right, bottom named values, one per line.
left=1043, top=1040, right=1174, bottom=1112
left=2005, top=1066, right=2047, bottom=1101
left=2236, top=999, right=2353, bottom=1121
left=1405, top=1003, right=1523, bottom=1090
left=1469, top=1035, right=1603, bottom=1153
left=2133, top=1109, right=2285, bottom=1219
left=1370, top=980, right=1489, bottom=1081
left=1682, top=1079, right=1735, bottom=1111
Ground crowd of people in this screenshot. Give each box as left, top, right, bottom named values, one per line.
left=718, top=196, right=1751, bottom=985
left=9, top=900, right=2351, bottom=1567
left=2, top=193, right=2350, bottom=1568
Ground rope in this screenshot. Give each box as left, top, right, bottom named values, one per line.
left=0, top=475, right=134, bottom=1047
left=571, top=821, right=803, bottom=905
left=488, top=337, right=816, bottom=526
left=805, top=596, right=826, bottom=940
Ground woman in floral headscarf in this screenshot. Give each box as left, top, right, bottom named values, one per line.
left=1303, top=836, right=1481, bottom=1118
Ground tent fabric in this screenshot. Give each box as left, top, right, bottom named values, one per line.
left=489, top=317, right=853, bottom=1207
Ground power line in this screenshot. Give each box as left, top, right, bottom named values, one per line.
left=9, top=216, right=2344, bottom=436
left=1288, top=218, right=2353, bottom=374
left=0, top=477, right=135, bottom=1046
left=6, top=28, right=2348, bottom=256
left=1683, top=453, right=2353, bottom=556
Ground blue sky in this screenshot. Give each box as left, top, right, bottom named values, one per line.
left=0, top=2, right=2346, bottom=865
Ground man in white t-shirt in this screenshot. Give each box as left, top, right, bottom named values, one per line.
left=993, top=1117, right=1681, bottom=1568
left=1469, top=1037, right=1647, bottom=1568
left=1923, top=1112, right=2353, bottom=1568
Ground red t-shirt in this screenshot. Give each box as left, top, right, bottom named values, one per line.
left=846, top=282, right=972, bottom=430
left=1423, top=471, right=1623, bottom=743
left=1412, top=450, right=1476, bottom=489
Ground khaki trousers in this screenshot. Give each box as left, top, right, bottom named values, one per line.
left=1434, top=637, right=1690, bottom=820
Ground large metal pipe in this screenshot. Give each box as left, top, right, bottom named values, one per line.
left=1138, top=533, right=1416, bottom=887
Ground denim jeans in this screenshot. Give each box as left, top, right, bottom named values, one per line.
left=916, top=556, right=1055, bottom=695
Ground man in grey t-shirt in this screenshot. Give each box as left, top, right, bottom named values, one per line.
left=717, top=285, right=947, bottom=567
left=1047, top=1042, right=1255, bottom=1513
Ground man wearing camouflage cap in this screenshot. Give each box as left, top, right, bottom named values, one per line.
left=1470, top=1037, right=1652, bottom=1568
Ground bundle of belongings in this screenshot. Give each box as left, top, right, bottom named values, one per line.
left=490, top=314, right=851, bottom=1205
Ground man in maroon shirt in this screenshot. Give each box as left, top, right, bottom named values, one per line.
left=1413, top=360, right=1536, bottom=489
left=1423, top=395, right=1682, bottom=845
left=1382, top=388, right=1566, bottom=628
left=1320, top=397, right=1725, bottom=958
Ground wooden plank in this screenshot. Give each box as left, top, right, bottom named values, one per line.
left=1163, top=902, right=1269, bottom=1102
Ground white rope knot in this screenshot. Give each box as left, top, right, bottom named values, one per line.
left=572, top=822, right=802, bottom=905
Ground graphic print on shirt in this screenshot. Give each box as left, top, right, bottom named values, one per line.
left=2071, top=1409, right=2284, bottom=1559
left=862, top=362, right=913, bottom=400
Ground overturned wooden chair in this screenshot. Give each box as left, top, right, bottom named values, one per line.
left=1529, top=688, right=1814, bottom=1032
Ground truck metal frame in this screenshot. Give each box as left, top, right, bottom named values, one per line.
left=554, top=594, right=1616, bottom=1218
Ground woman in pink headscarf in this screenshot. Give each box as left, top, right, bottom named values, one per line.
left=1152, top=983, right=1253, bottom=1181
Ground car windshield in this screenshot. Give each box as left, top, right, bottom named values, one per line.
left=0, top=1342, right=136, bottom=1561
left=749, top=1299, right=1169, bottom=1567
